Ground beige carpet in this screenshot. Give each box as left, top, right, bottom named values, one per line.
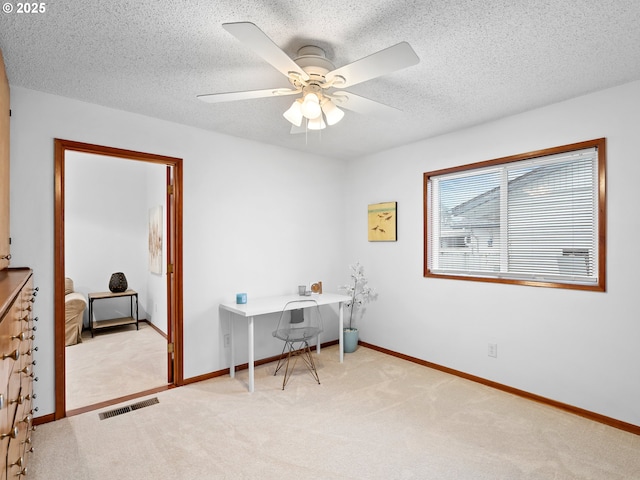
left=65, top=321, right=168, bottom=411
left=34, top=345, right=639, bottom=479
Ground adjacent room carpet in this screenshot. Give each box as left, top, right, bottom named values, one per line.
left=65, top=321, right=168, bottom=411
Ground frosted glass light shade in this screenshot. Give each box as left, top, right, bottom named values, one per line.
left=321, top=99, right=345, bottom=125
left=307, top=115, right=326, bottom=130
left=283, top=99, right=303, bottom=126
left=301, top=93, right=321, bottom=119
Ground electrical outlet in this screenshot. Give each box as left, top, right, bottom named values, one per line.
left=224, top=334, right=230, bottom=348
left=488, top=343, right=498, bottom=358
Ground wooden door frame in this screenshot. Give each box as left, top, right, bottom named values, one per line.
left=54, top=139, right=184, bottom=420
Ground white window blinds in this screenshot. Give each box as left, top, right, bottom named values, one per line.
left=426, top=144, right=602, bottom=287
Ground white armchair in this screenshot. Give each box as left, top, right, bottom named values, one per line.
left=65, top=278, right=87, bottom=346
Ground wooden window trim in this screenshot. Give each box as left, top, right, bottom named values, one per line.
left=423, top=138, right=606, bottom=291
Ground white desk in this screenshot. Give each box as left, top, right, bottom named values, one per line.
left=219, top=292, right=351, bottom=392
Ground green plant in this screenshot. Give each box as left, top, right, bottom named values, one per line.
left=342, top=262, right=375, bottom=330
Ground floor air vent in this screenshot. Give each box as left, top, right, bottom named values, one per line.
left=98, top=397, right=159, bottom=420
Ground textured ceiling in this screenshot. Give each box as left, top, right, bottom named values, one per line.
left=1, top=1, right=640, bottom=159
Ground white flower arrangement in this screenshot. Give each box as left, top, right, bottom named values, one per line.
left=342, top=262, right=375, bottom=330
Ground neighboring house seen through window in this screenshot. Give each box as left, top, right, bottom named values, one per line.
left=424, top=138, right=606, bottom=291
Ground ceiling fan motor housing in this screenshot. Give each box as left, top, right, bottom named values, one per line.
left=292, top=45, right=336, bottom=86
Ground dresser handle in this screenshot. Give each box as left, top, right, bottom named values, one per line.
left=21, top=371, right=38, bottom=380
left=0, top=254, right=11, bottom=260
left=0, top=426, right=18, bottom=439
left=9, top=396, right=24, bottom=406
left=2, top=350, right=19, bottom=361
left=0, top=393, right=3, bottom=409
left=9, top=459, right=27, bottom=477
left=15, top=332, right=35, bottom=341
left=25, top=393, right=36, bottom=401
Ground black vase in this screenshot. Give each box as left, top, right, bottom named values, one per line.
left=109, top=272, right=128, bottom=293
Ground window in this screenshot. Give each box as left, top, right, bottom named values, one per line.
left=424, top=138, right=606, bottom=291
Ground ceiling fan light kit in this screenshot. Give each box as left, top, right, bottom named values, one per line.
left=283, top=83, right=345, bottom=130
left=197, top=22, right=420, bottom=133
left=321, top=98, right=345, bottom=126
left=283, top=98, right=304, bottom=127
left=307, top=115, right=327, bottom=131
left=301, top=91, right=321, bottom=119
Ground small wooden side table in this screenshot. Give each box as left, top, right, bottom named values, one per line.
left=88, top=289, right=139, bottom=337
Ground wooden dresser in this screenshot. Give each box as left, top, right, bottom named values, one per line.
left=0, top=268, right=36, bottom=478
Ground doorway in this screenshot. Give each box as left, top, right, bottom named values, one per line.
left=54, top=139, right=184, bottom=420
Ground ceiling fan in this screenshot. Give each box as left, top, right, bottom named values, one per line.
left=197, top=22, right=420, bottom=132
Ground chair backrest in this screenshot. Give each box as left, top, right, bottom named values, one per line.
left=65, top=277, right=74, bottom=295
left=273, top=299, right=323, bottom=341
left=290, top=308, right=304, bottom=324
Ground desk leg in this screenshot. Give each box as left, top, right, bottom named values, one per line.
left=133, top=294, right=139, bottom=330
left=89, top=299, right=94, bottom=338
left=316, top=305, right=321, bottom=355
left=229, top=314, right=235, bottom=379
left=248, top=315, right=255, bottom=393
left=339, top=302, right=344, bottom=363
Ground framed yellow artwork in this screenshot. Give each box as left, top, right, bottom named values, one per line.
left=368, top=202, right=397, bottom=241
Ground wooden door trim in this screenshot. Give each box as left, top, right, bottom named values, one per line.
left=53, top=139, right=184, bottom=420
left=166, top=167, right=174, bottom=383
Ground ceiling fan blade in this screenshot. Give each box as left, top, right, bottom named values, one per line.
left=326, top=42, right=419, bottom=88
left=197, top=87, right=299, bottom=103
left=222, top=22, right=309, bottom=81
left=331, top=91, right=403, bottom=117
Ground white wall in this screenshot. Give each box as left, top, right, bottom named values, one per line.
left=9, top=86, right=347, bottom=418
left=344, top=80, right=640, bottom=427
